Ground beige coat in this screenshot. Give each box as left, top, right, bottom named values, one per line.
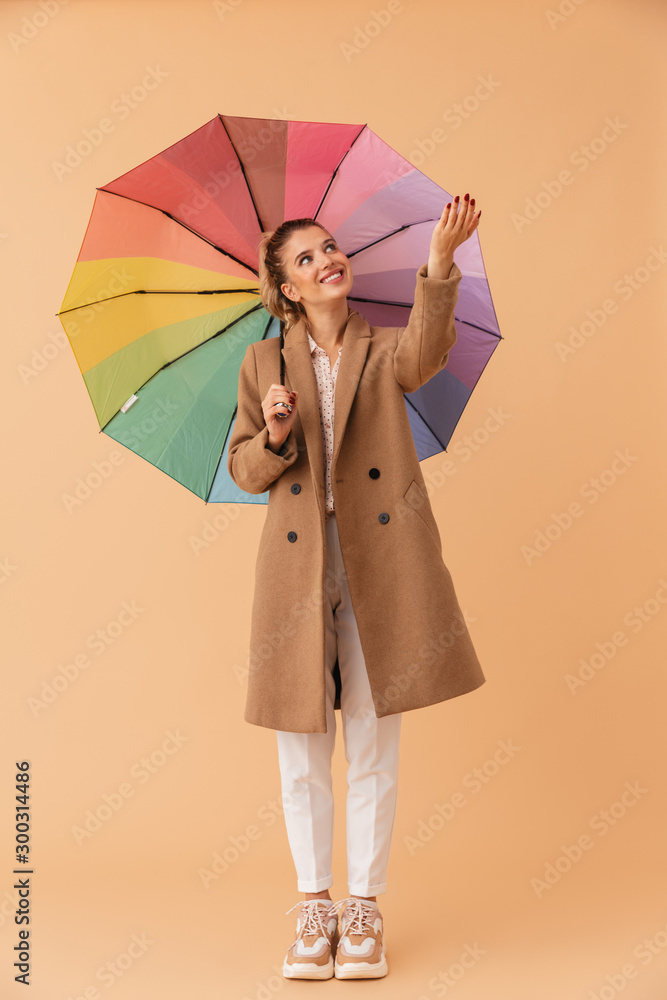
left=227, top=261, right=486, bottom=733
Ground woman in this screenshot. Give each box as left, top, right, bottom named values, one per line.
left=227, top=194, right=485, bottom=980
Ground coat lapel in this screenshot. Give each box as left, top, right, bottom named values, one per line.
left=281, top=309, right=371, bottom=515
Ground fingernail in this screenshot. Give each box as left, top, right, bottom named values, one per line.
left=454, top=195, right=459, bottom=202
left=470, top=198, right=475, bottom=205
left=446, top=202, right=451, bottom=209
left=464, top=193, right=469, bottom=201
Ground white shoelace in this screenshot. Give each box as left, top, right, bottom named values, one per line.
left=329, top=896, right=380, bottom=935
left=284, top=899, right=335, bottom=952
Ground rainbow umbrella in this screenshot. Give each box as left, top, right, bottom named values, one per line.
left=56, top=113, right=502, bottom=504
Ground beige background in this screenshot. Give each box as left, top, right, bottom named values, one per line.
left=2, top=0, right=667, bottom=996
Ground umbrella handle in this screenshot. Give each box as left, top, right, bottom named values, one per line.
left=274, top=320, right=288, bottom=418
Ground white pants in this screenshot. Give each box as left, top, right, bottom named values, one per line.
left=275, top=511, right=402, bottom=897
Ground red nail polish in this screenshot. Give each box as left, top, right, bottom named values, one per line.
left=464, top=193, right=469, bottom=201
left=454, top=195, right=459, bottom=202
left=446, top=202, right=451, bottom=209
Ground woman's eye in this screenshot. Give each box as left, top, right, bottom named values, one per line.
left=299, top=243, right=337, bottom=265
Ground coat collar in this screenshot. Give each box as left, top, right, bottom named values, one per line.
left=281, top=306, right=371, bottom=516
left=306, top=328, right=343, bottom=358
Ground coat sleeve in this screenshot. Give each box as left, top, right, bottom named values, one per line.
left=393, top=260, right=463, bottom=393
left=226, top=342, right=299, bottom=495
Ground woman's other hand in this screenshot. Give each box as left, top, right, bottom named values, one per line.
left=427, top=194, right=481, bottom=277
left=262, top=384, right=299, bottom=452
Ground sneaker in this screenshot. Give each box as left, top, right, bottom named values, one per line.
left=282, top=898, right=338, bottom=979
left=330, top=896, right=388, bottom=978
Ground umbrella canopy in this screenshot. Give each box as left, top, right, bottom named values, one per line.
left=57, top=113, right=502, bottom=504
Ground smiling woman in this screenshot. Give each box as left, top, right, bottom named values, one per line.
left=257, top=220, right=355, bottom=439
left=229, top=200, right=484, bottom=979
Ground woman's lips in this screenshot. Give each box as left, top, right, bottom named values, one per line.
left=320, top=268, right=344, bottom=284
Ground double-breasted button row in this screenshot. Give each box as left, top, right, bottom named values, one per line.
left=370, top=469, right=388, bottom=522
left=289, top=483, right=300, bottom=540
left=286, top=515, right=388, bottom=540
left=285, top=473, right=388, bottom=539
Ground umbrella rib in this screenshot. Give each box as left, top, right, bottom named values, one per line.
left=57, top=287, right=260, bottom=316
left=94, top=186, right=260, bottom=269
left=403, top=392, right=448, bottom=453
left=344, top=228, right=503, bottom=338
left=99, top=302, right=267, bottom=433
left=347, top=298, right=501, bottom=340
left=218, top=114, right=266, bottom=234
left=346, top=220, right=442, bottom=259
left=312, top=123, right=368, bottom=220
left=206, top=310, right=276, bottom=503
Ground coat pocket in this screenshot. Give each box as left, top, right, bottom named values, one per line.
left=403, top=479, right=440, bottom=546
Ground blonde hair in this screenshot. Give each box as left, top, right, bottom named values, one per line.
left=257, top=218, right=330, bottom=334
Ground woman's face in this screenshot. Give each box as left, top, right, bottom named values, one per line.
left=279, top=226, right=352, bottom=311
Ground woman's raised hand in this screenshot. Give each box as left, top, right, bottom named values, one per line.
left=261, top=383, right=299, bottom=451
left=428, top=194, right=481, bottom=270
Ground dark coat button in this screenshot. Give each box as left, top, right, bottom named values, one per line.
left=287, top=531, right=297, bottom=542
left=290, top=483, right=301, bottom=494
left=369, top=468, right=380, bottom=479
left=378, top=512, right=389, bottom=524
